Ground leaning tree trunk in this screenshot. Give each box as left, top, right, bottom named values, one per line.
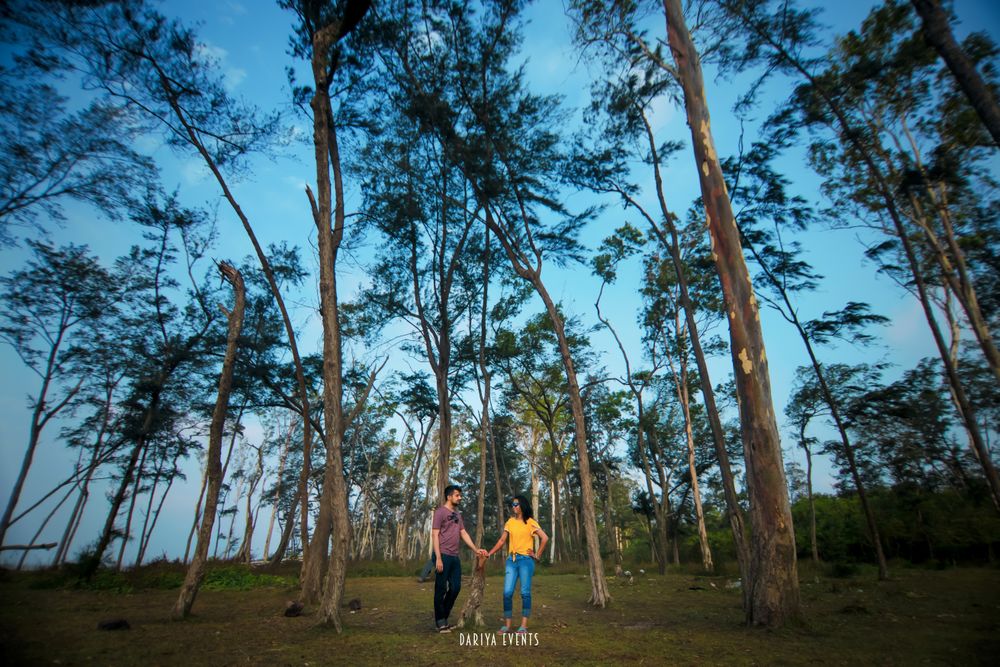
left=0, top=346, right=69, bottom=548
left=669, top=326, right=714, bottom=573
left=663, top=0, right=799, bottom=627
left=172, top=262, right=245, bottom=620
left=536, top=285, right=611, bottom=606
left=734, top=0, right=1000, bottom=516
left=599, top=457, right=623, bottom=576
left=637, top=105, right=751, bottom=594
left=738, top=215, right=890, bottom=580
left=484, top=205, right=611, bottom=606
left=910, top=0, right=1000, bottom=148
left=115, top=440, right=152, bottom=570
left=85, top=399, right=158, bottom=581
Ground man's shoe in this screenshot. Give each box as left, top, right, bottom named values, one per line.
left=437, top=625, right=452, bottom=633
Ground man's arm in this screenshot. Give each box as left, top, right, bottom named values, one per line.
left=432, top=528, right=443, bottom=572
left=459, top=529, right=486, bottom=556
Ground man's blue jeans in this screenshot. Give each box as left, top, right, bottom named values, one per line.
left=434, top=554, right=462, bottom=627
left=503, top=554, right=535, bottom=619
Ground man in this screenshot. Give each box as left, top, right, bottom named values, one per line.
left=432, top=484, right=486, bottom=633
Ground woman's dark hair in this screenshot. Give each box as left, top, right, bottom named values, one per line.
left=512, top=495, right=533, bottom=523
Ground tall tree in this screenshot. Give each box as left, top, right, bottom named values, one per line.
left=909, top=0, right=1000, bottom=147
left=721, top=0, right=1000, bottom=512
left=570, top=1, right=754, bottom=599
left=358, top=84, right=483, bottom=503
left=661, top=0, right=799, bottom=625
left=724, top=137, right=892, bottom=579
left=381, top=0, right=611, bottom=606
left=173, top=262, right=245, bottom=619
left=573, top=0, right=799, bottom=623
left=8, top=0, right=325, bottom=554
left=0, top=241, right=117, bottom=548
left=83, top=194, right=218, bottom=579
left=280, top=0, right=373, bottom=629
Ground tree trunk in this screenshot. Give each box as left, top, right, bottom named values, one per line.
left=0, top=352, right=58, bottom=547
left=734, top=0, right=1000, bottom=516
left=183, top=460, right=211, bottom=565
left=670, top=324, right=713, bottom=573
left=600, top=458, right=623, bottom=576
left=475, top=423, right=487, bottom=547
left=54, top=405, right=114, bottom=567
left=636, top=104, right=750, bottom=592
left=0, top=317, right=84, bottom=549
left=115, top=440, right=153, bottom=570
left=910, top=0, right=1000, bottom=148
left=549, top=478, right=558, bottom=563
left=487, top=214, right=610, bottom=605
left=172, top=262, right=245, bottom=619
left=637, top=420, right=668, bottom=574
left=804, top=443, right=819, bottom=564
left=663, top=0, right=799, bottom=626
left=145, top=476, right=176, bottom=566
left=268, top=502, right=296, bottom=565
left=308, top=16, right=356, bottom=630
left=16, top=482, right=75, bottom=570
left=86, top=413, right=153, bottom=580
left=263, top=417, right=294, bottom=560
left=736, top=188, right=890, bottom=580
left=134, top=457, right=164, bottom=567
left=529, top=428, right=540, bottom=529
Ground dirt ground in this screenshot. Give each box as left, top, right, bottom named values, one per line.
left=1, top=564, right=998, bottom=666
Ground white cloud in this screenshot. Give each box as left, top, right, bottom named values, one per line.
left=182, top=158, right=211, bottom=184
left=193, top=42, right=247, bottom=92
left=195, top=42, right=228, bottom=65
left=283, top=175, right=308, bottom=192
left=645, top=87, right=677, bottom=132
left=224, top=67, right=247, bottom=92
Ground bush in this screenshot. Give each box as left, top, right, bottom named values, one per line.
left=201, top=565, right=293, bottom=591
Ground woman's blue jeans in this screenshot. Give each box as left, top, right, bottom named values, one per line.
left=503, top=554, right=535, bottom=619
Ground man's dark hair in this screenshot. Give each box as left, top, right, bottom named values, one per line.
left=444, top=484, right=462, bottom=498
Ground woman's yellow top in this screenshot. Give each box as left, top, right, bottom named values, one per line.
left=504, top=517, right=541, bottom=556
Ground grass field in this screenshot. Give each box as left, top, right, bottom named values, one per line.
left=1, top=561, right=998, bottom=665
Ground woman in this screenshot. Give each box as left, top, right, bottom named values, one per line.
left=486, top=495, right=549, bottom=634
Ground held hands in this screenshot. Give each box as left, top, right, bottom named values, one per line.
left=435, top=558, right=444, bottom=573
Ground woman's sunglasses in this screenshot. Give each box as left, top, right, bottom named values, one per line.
left=511, top=501, right=520, bottom=507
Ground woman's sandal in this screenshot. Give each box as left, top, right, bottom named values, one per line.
left=516, top=627, right=528, bottom=634
left=498, top=626, right=510, bottom=634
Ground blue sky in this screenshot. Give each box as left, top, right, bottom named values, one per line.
left=1, top=0, right=998, bottom=566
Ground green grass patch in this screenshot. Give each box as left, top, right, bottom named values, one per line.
left=3, top=565, right=998, bottom=665
left=201, top=565, right=293, bottom=591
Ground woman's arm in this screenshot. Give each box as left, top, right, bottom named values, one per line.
left=487, top=531, right=508, bottom=557
left=532, top=527, right=549, bottom=562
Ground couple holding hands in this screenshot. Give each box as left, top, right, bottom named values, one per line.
left=431, top=484, right=549, bottom=634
